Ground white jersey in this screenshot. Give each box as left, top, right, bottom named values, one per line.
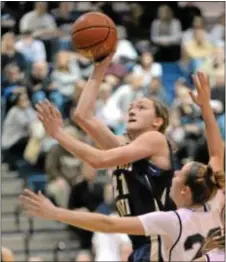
left=138, top=208, right=222, bottom=261
left=205, top=248, right=225, bottom=262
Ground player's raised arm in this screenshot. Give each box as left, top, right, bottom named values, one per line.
left=190, top=72, right=224, bottom=171
left=74, top=53, right=126, bottom=149
left=35, top=100, right=165, bottom=169
left=20, top=189, right=176, bottom=236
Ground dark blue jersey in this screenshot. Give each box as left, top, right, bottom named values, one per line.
left=112, top=141, right=176, bottom=252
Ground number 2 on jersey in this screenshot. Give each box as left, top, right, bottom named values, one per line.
left=184, top=227, right=221, bottom=260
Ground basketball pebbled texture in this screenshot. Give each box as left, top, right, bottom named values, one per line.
left=72, top=12, right=117, bottom=61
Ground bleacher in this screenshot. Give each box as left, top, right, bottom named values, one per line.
left=1, top=163, right=79, bottom=261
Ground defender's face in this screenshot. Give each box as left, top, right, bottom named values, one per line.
left=126, top=98, right=157, bottom=134
left=170, top=163, right=192, bottom=207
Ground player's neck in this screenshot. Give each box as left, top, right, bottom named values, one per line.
left=128, top=131, right=143, bottom=141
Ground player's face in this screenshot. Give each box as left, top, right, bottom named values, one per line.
left=126, top=98, right=160, bottom=134
left=170, top=163, right=192, bottom=207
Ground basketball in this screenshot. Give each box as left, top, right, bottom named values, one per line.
left=72, top=12, right=117, bottom=62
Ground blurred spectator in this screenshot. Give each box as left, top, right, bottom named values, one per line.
left=122, top=4, right=145, bottom=40
left=184, top=28, right=213, bottom=68
left=19, top=2, right=57, bottom=39
left=1, top=64, right=26, bottom=117
left=150, top=5, right=182, bottom=61
left=45, top=125, right=86, bottom=207
left=176, top=47, right=196, bottom=84
left=144, top=77, right=169, bottom=106
left=105, top=61, right=127, bottom=91
left=52, top=2, right=74, bottom=51
left=209, top=13, right=225, bottom=46
left=98, top=3, right=121, bottom=25
left=91, top=181, right=131, bottom=261
left=170, top=83, right=203, bottom=163
left=26, top=61, right=64, bottom=111
left=15, top=30, right=47, bottom=63
left=113, top=28, right=138, bottom=64
left=182, top=16, right=208, bottom=44
left=1, top=246, right=15, bottom=262
left=1, top=32, right=27, bottom=74
left=75, top=54, right=94, bottom=80
left=52, top=2, right=74, bottom=31
left=200, top=46, right=225, bottom=87
left=19, top=2, right=58, bottom=61
left=95, top=83, right=113, bottom=125
left=177, top=2, right=202, bottom=31
left=2, top=64, right=25, bottom=95
left=68, top=163, right=104, bottom=249
left=74, top=250, right=93, bottom=262
left=101, top=73, right=144, bottom=132
left=1, top=2, right=16, bottom=35
left=2, top=92, right=37, bottom=170
left=51, top=51, right=79, bottom=98
left=28, top=257, right=44, bottom=262
left=133, top=50, right=162, bottom=86
left=92, top=214, right=132, bottom=261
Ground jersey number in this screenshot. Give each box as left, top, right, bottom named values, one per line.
left=184, top=227, right=221, bottom=260
left=112, top=173, right=129, bottom=198
left=113, top=173, right=131, bottom=216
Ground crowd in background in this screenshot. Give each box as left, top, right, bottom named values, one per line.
left=1, top=1, right=225, bottom=261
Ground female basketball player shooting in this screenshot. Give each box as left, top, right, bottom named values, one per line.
left=22, top=71, right=224, bottom=261
left=35, top=53, right=175, bottom=261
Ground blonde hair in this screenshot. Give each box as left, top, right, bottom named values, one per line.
left=150, top=98, right=169, bottom=133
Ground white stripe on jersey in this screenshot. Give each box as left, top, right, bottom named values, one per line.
left=205, top=248, right=225, bottom=262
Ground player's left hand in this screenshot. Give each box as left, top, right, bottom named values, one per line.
left=190, top=71, right=211, bottom=108
left=35, top=100, right=64, bottom=139
left=20, top=189, right=57, bottom=220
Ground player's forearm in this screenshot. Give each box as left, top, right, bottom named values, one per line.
left=201, top=104, right=224, bottom=164
left=54, top=128, right=103, bottom=168
left=75, top=67, right=105, bottom=120
left=54, top=207, right=113, bottom=233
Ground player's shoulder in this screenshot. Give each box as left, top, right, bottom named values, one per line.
left=176, top=208, right=194, bottom=219
left=138, top=131, right=166, bottom=143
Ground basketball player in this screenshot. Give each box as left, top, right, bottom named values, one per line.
left=24, top=71, right=224, bottom=261
left=36, top=53, right=176, bottom=261
left=20, top=160, right=225, bottom=261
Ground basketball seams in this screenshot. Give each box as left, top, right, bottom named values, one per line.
left=74, top=28, right=114, bottom=50
left=72, top=11, right=117, bottom=60
left=74, top=18, right=112, bottom=51
left=73, top=25, right=116, bottom=34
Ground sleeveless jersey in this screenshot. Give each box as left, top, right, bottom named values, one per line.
left=112, top=141, right=176, bottom=251
left=139, top=209, right=223, bottom=262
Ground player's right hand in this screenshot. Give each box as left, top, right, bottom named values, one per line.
left=20, top=189, right=57, bottom=220
left=94, top=51, right=115, bottom=72
left=190, top=72, right=211, bottom=108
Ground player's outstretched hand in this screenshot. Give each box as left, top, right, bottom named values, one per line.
left=190, top=71, right=211, bottom=108
left=35, top=99, right=64, bottom=139
left=94, top=51, right=115, bottom=72
left=20, top=189, right=57, bottom=220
